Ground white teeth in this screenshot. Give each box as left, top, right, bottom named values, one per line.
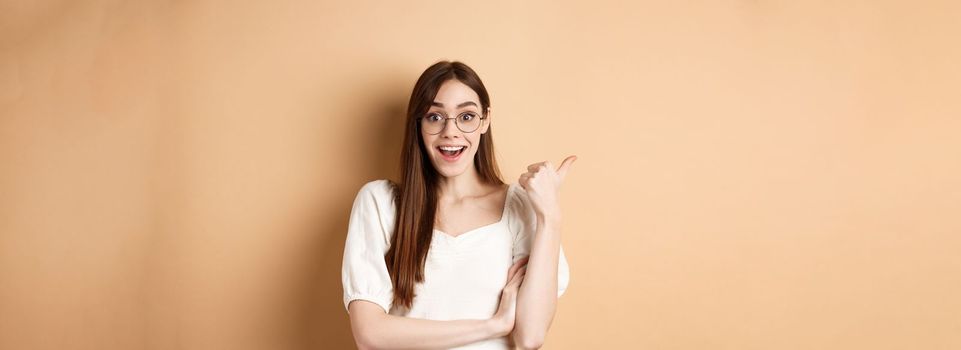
left=439, top=146, right=465, bottom=151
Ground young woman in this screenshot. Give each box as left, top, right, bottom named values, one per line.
left=341, top=60, right=575, bottom=350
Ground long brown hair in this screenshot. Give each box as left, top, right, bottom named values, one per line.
left=385, top=61, right=504, bottom=310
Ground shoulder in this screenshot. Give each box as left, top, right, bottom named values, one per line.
left=351, top=179, right=399, bottom=238
left=357, top=179, right=396, bottom=199
left=353, top=179, right=398, bottom=215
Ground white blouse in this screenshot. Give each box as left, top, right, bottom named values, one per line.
left=341, top=179, right=570, bottom=349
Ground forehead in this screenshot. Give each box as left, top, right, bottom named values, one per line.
left=431, top=80, right=480, bottom=108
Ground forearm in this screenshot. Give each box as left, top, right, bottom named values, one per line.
left=513, top=216, right=561, bottom=348
left=351, top=305, right=506, bottom=350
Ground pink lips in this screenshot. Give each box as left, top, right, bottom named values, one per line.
left=437, top=146, right=466, bottom=163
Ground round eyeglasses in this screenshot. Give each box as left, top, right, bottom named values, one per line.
left=419, top=112, right=487, bottom=135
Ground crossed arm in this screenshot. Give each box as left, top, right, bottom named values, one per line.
left=347, top=218, right=563, bottom=350
left=347, top=300, right=508, bottom=350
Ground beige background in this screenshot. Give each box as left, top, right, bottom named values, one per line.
left=2, top=0, right=960, bottom=349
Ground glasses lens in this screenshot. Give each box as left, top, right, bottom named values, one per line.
left=456, top=114, right=481, bottom=133
left=422, top=116, right=444, bottom=134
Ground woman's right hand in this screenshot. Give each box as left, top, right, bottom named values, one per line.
left=491, top=256, right=529, bottom=337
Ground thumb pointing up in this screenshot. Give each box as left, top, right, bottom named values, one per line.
left=556, top=155, right=577, bottom=182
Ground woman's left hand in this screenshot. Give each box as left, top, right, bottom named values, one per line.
left=518, top=155, right=577, bottom=223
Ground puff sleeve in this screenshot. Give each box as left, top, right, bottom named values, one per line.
left=509, top=185, right=571, bottom=297
left=341, top=180, right=396, bottom=313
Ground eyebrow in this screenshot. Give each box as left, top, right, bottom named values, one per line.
left=431, top=101, right=478, bottom=109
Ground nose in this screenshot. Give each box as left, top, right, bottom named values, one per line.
left=439, top=117, right=460, bottom=137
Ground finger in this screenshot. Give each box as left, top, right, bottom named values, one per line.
left=514, top=265, right=528, bottom=276
left=508, top=270, right=523, bottom=287
left=514, top=266, right=528, bottom=279
left=516, top=268, right=528, bottom=283
left=508, top=261, right=522, bottom=278
left=508, top=256, right=529, bottom=276
left=512, top=256, right=529, bottom=269
left=519, top=174, right=531, bottom=184
left=509, top=266, right=528, bottom=286
left=556, top=155, right=577, bottom=180
left=527, top=162, right=546, bottom=172
left=518, top=174, right=531, bottom=189
left=507, top=262, right=527, bottom=283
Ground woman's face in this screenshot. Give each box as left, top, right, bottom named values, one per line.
left=421, top=79, right=489, bottom=178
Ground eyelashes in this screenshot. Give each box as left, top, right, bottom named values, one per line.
left=425, top=112, right=478, bottom=119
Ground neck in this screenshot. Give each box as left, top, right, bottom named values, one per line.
left=436, top=164, right=486, bottom=201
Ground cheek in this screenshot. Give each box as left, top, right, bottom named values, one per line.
left=421, top=134, right=435, bottom=152
left=468, top=135, right=483, bottom=153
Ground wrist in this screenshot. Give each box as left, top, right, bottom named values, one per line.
left=486, top=317, right=510, bottom=337
left=535, top=213, right=561, bottom=228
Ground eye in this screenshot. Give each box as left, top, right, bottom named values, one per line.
left=426, top=113, right=443, bottom=122
left=459, top=113, right=476, bottom=121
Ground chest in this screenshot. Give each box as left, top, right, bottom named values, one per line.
left=404, top=226, right=514, bottom=318
left=434, top=193, right=507, bottom=238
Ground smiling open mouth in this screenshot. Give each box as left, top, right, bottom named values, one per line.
left=437, top=146, right=466, bottom=159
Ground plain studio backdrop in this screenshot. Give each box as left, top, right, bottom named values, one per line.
left=1, top=1, right=959, bottom=349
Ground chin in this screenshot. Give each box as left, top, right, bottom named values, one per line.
left=434, top=163, right=468, bottom=178
left=432, top=153, right=474, bottom=178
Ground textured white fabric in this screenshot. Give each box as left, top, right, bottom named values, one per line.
left=341, top=179, right=570, bottom=349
